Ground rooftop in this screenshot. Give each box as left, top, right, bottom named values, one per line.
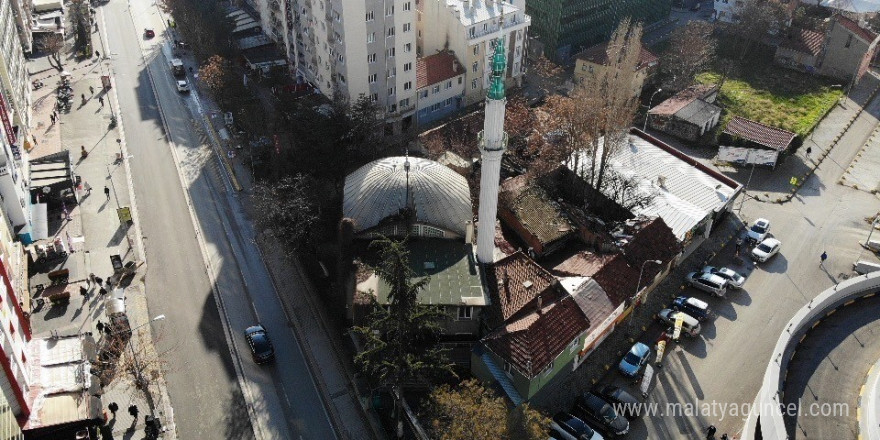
left=835, top=14, right=878, bottom=43
left=485, top=251, right=564, bottom=328
left=344, top=156, right=472, bottom=236
left=361, top=239, right=487, bottom=307
left=723, top=116, right=797, bottom=151
left=649, top=84, right=717, bottom=117
left=417, top=51, right=466, bottom=89
left=674, top=98, right=722, bottom=126
left=499, top=175, right=574, bottom=249
left=441, top=0, right=522, bottom=28
left=576, top=43, right=658, bottom=72
left=568, top=130, right=741, bottom=241
left=779, top=28, right=825, bottom=57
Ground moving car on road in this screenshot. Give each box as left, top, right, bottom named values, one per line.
left=672, top=296, right=711, bottom=321
left=747, top=218, right=771, bottom=244
left=176, top=80, right=190, bottom=93
left=685, top=271, right=728, bottom=297
left=550, top=412, right=604, bottom=440
left=701, top=266, right=745, bottom=289
left=574, top=392, right=629, bottom=437
left=618, top=342, right=651, bottom=377
left=751, top=238, right=781, bottom=263
left=244, top=325, right=275, bottom=364
left=594, top=385, right=643, bottom=419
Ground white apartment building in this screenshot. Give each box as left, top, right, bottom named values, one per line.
left=279, top=0, right=419, bottom=131
left=0, top=0, right=32, bottom=230
left=0, top=205, right=31, bottom=423
left=417, top=0, right=529, bottom=106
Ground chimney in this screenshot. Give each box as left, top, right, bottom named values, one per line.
left=536, top=295, right=542, bottom=313
left=465, top=220, right=474, bottom=244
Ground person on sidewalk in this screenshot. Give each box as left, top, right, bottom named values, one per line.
left=96, top=321, right=104, bottom=333
left=95, top=50, right=100, bottom=59
left=81, top=93, right=86, bottom=105
left=50, top=114, right=55, bottom=125
left=706, top=425, right=717, bottom=439
left=128, top=405, right=138, bottom=423
left=820, top=251, right=828, bottom=267
left=83, top=180, right=92, bottom=195
left=89, top=85, right=94, bottom=95
left=104, top=186, right=110, bottom=200
left=98, top=96, right=104, bottom=107
left=79, top=285, right=88, bottom=299
left=108, top=402, right=118, bottom=417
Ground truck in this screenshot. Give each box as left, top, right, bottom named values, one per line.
left=170, top=58, right=185, bottom=76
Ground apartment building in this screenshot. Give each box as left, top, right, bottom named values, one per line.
left=280, top=0, right=419, bottom=131
left=0, top=205, right=31, bottom=425
left=417, top=0, right=530, bottom=106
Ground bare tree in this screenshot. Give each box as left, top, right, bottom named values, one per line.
left=662, top=21, right=717, bottom=92
left=602, top=168, right=658, bottom=212
left=729, top=0, right=788, bottom=60
left=38, top=34, right=65, bottom=70
left=538, top=19, right=644, bottom=210
left=115, top=327, right=177, bottom=393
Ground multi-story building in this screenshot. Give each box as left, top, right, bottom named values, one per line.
left=417, top=0, right=530, bottom=106
left=415, top=50, right=466, bottom=125
left=281, top=0, right=419, bottom=132
left=0, top=0, right=32, bottom=231
left=4, top=0, right=31, bottom=54
left=525, top=0, right=670, bottom=62
left=0, top=205, right=31, bottom=426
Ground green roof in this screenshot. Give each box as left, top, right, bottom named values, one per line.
left=375, top=239, right=487, bottom=306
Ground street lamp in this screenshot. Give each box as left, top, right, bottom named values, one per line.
left=628, top=260, right=663, bottom=330
left=643, top=88, right=662, bottom=132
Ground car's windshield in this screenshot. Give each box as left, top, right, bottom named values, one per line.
left=568, top=417, right=594, bottom=435
left=251, top=333, right=271, bottom=353
left=751, top=224, right=767, bottom=233
left=600, top=403, right=618, bottom=420
left=623, top=352, right=641, bottom=365
left=758, top=243, right=773, bottom=252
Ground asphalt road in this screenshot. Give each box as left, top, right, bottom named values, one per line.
left=101, top=0, right=336, bottom=438
left=782, top=293, right=880, bottom=439
left=631, top=86, right=880, bottom=437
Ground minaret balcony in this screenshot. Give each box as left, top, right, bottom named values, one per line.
left=477, top=131, right=507, bottom=153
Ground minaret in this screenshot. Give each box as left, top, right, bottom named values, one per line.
left=476, top=36, right=508, bottom=264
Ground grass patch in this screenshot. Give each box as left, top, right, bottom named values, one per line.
left=696, top=55, right=842, bottom=136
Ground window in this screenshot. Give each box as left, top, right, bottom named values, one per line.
left=338, top=54, right=344, bottom=63
left=404, top=43, right=412, bottom=52
left=366, top=11, right=374, bottom=21
left=431, top=102, right=442, bottom=111
left=388, top=87, right=395, bottom=96
left=400, top=98, right=410, bottom=107
left=9, top=322, right=14, bottom=335
left=420, top=90, right=428, bottom=98
left=473, top=45, right=479, bottom=56
left=845, top=34, right=853, bottom=48
left=483, top=23, right=488, bottom=32
left=503, top=361, right=513, bottom=377
left=367, top=32, right=375, bottom=43
left=403, top=23, right=411, bottom=32
left=404, top=81, right=412, bottom=90
left=543, top=361, right=554, bottom=376
left=403, top=1, right=411, bottom=11
left=387, top=27, right=395, bottom=37
left=368, top=53, right=376, bottom=63
left=386, top=47, right=396, bottom=57
left=445, top=80, right=452, bottom=89
left=445, top=97, right=454, bottom=106
left=388, top=104, right=397, bottom=112
left=469, top=27, right=475, bottom=38
left=20, top=351, right=26, bottom=364
left=386, top=5, right=394, bottom=15
left=369, top=74, right=377, bottom=83
left=404, top=62, right=412, bottom=72
left=387, top=68, right=396, bottom=78
left=432, top=85, right=440, bottom=94
left=457, top=306, right=473, bottom=320
left=338, top=74, right=346, bottom=83
left=472, top=62, right=478, bottom=73
left=458, top=77, right=462, bottom=84
left=471, top=79, right=478, bottom=89
left=370, top=93, right=378, bottom=102
left=568, top=337, right=580, bottom=353
left=515, top=46, right=521, bottom=57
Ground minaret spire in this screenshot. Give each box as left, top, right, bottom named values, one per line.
left=476, top=13, right=508, bottom=264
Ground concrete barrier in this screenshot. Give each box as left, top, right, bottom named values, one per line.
left=749, top=271, right=880, bottom=440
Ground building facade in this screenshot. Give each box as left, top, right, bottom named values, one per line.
left=0, top=0, right=31, bottom=230
left=415, top=50, right=466, bottom=125
left=526, top=0, right=670, bottom=62
left=0, top=206, right=31, bottom=425
left=573, top=42, right=658, bottom=99
left=417, top=0, right=530, bottom=106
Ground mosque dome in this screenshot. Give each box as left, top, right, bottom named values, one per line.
left=343, top=156, right=472, bottom=237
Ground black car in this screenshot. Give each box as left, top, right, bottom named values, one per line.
left=594, top=385, right=643, bottom=420
left=244, top=325, right=275, bottom=364
left=574, top=392, right=629, bottom=437
left=672, top=296, right=710, bottom=321
left=549, top=412, right=601, bottom=440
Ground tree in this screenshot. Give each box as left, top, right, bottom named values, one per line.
left=426, top=380, right=550, bottom=440
left=38, top=34, right=65, bottom=70
left=69, top=0, right=91, bottom=58
left=353, top=237, right=453, bottom=436
left=728, top=0, right=788, bottom=61
left=199, top=55, right=234, bottom=96
left=538, top=19, right=644, bottom=210
left=252, top=174, right=319, bottom=253
left=159, top=0, right=233, bottom=59
left=343, top=94, right=384, bottom=166
left=662, top=21, right=717, bottom=92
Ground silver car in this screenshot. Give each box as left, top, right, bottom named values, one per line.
left=685, top=271, right=728, bottom=297
left=701, top=266, right=745, bottom=289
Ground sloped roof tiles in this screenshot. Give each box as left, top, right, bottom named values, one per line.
left=724, top=116, right=797, bottom=151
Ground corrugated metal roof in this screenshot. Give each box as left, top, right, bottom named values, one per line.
left=569, top=134, right=737, bottom=240
left=674, top=98, right=721, bottom=126
left=344, top=157, right=472, bottom=236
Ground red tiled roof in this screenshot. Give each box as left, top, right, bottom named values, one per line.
left=416, top=51, right=465, bottom=89
left=649, top=84, right=716, bottom=116
left=484, top=296, right=589, bottom=377
left=575, top=42, right=658, bottom=71
left=590, top=254, right=639, bottom=307
left=623, top=218, right=681, bottom=270
left=836, top=14, right=878, bottom=44
left=723, top=116, right=797, bottom=151
left=779, top=28, right=824, bottom=57
left=550, top=250, right=615, bottom=278
left=486, top=252, right=565, bottom=328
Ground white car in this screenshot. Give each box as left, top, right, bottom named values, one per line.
left=702, top=266, right=745, bottom=289
left=176, top=80, right=190, bottom=93
left=751, top=238, right=781, bottom=263
left=747, top=218, right=771, bottom=243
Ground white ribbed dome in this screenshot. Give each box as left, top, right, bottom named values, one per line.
left=344, top=156, right=472, bottom=236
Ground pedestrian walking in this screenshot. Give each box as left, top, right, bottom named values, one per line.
left=806, top=146, right=812, bottom=159
left=89, top=273, right=96, bottom=286
left=95, top=276, right=103, bottom=286
left=820, top=251, right=828, bottom=267
left=706, top=425, right=717, bottom=439
left=79, top=285, right=88, bottom=298
left=719, top=434, right=729, bottom=440
left=735, top=237, right=743, bottom=257
left=95, top=50, right=100, bottom=58
left=108, top=402, right=118, bottom=416
left=96, top=321, right=104, bottom=333
left=104, top=186, right=110, bottom=200
left=50, top=114, right=55, bottom=125
left=83, top=180, right=92, bottom=195
left=81, top=93, right=86, bottom=103
left=89, top=85, right=94, bottom=95
left=98, top=96, right=104, bottom=107
left=128, top=405, right=138, bottom=419
left=99, top=287, right=107, bottom=296
left=103, top=325, right=111, bottom=336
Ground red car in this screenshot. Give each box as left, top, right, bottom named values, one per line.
left=144, top=28, right=155, bottom=38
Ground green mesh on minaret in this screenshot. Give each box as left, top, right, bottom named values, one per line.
left=488, top=37, right=506, bottom=100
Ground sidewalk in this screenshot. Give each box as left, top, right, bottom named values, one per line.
left=26, top=11, right=177, bottom=438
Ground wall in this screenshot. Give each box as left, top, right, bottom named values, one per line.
left=415, top=73, right=465, bottom=126
left=573, top=59, right=648, bottom=99
left=819, top=21, right=872, bottom=80
left=774, top=47, right=818, bottom=73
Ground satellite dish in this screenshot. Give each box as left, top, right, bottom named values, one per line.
left=42, top=186, right=51, bottom=194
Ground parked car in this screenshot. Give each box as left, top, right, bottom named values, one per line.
left=685, top=271, right=728, bottom=297
left=595, top=385, right=643, bottom=419
left=618, top=342, right=651, bottom=377
left=657, top=309, right=702, bottom=337
left=176, top=79, right=190, bottom=93
left=244, top=325, right=275, bottom=364
left=751, top=238, right=781, bottom=263
left=747, top=218, right=771, bottom=243
left=574, top=392, right=630, bottom=437
left=702, top=266, right=745, bottom=289
left=672, top=296, right=711, bottom=321
left=550, top=412, right=604, bottom=440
